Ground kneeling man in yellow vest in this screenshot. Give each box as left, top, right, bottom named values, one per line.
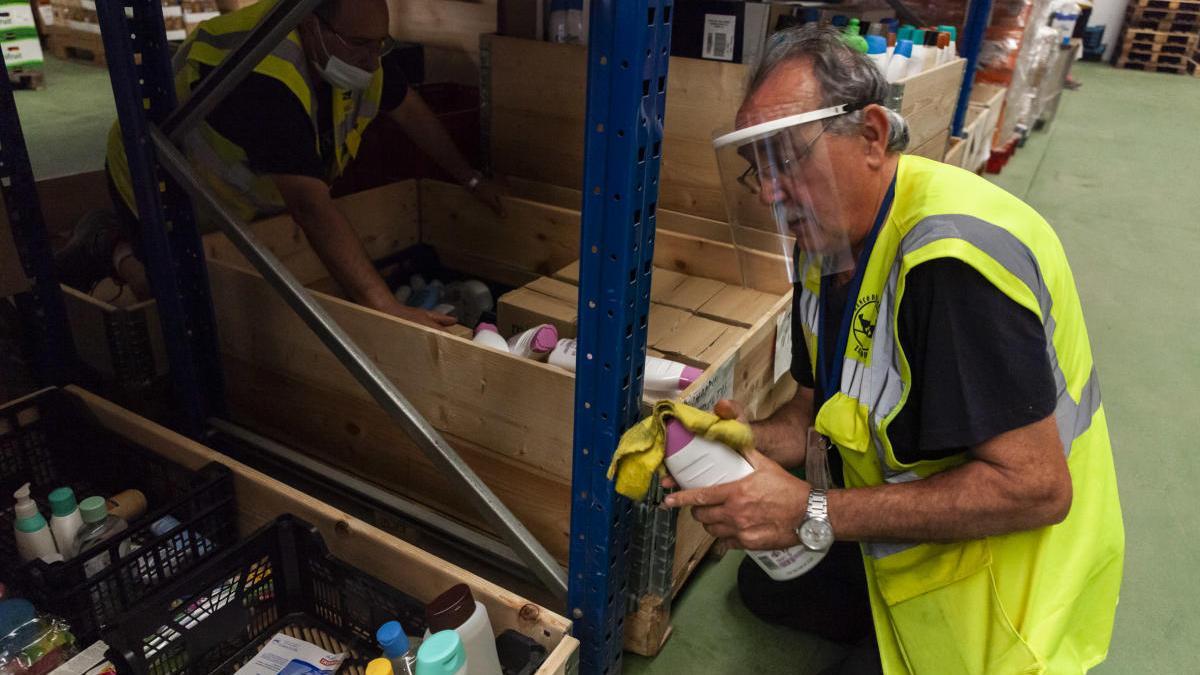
left=105, top=0, right=500, bottom=329
left=666, top=25, right=1124, bottom=675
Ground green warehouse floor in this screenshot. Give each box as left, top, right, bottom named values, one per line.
left=15, top=57, right=1200, bottom=673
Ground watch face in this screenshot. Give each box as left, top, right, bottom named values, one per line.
left=800, top=518, right=834, bottom=550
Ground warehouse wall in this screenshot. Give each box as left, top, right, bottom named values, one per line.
left=387, top=0, right=497, bottom=84
left=1085, top=0, right=1126, bottom=59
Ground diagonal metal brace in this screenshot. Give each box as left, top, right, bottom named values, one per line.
left=148, top=126, right=569, bottom=598
left=163, top=0, right=324, bottom=142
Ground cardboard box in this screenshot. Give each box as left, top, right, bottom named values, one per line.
left=670, top=0, right=771, bottom=64
left=697, top=285, right=780, bottom=327
left=497, top=285, right=577, bottom=338
left=654, top=314, right=746, bottom=368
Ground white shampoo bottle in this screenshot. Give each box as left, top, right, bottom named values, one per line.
left=663, top=419, right=827, bottom=580
left=471, top=323, right=510, bottom=352
left=506, top=324, right=558, bottom=361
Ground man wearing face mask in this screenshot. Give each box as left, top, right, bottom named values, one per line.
left=98, top=0, right=500, bottom=328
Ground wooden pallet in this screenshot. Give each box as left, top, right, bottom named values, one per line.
left=1122, top=26, right=1200, bottom=48
left=6, top=68, right=44, bottom=90
left=1117, top=46, right=1190, bottom=64
left=46, top=28, right=106, bottom=66
left=1132, top=0, right=1200, bottom=11
left=1125, top=6, right=1200, bottom=30
left=1115, top=56, right=1192, bottom=72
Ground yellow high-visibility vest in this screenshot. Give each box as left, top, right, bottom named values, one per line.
left=107, top=0, right=383, bottom=222
left=794, top=155, right=1124, bottom=674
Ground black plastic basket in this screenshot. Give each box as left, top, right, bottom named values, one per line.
left=0, top=388, right=237, bottom=642
left=104, top=515, right=430, bottom=675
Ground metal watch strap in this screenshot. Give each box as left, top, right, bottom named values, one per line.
left=807, top=488, right=828, bottom=520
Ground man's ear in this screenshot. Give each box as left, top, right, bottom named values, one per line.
left=860, top=104, right=891, bottom=168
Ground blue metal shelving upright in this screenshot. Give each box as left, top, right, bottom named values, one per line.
left=94, top=0, right=225, bottom=435
left=953, top=0, right=995, bottom=136
left=569, top=1, right=673, bottom=673
left=0, top=58, right=74, bottom=385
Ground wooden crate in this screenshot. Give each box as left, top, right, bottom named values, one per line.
left=909, top=128, right=950, bottom=161
left=200, top=179, right=796, bottom=654
left=62, top=285, right=169, bottom=392
left=51, top=385, right=578, bottom=673
left=482, top=34, right=965, bottom=225
left=943, top=136, right=967, bottom=168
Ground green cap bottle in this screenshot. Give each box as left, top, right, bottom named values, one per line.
left=415, top=631, right=466, bottom=675
left=79, top=496, right=109, bottom=524
left=843, top=18, right=869, bottom=53
left=48, top=487, right=78, bottom=518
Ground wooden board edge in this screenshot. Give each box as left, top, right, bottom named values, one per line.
left=538, top=636, right=580, bottom=675
left=63, top=384, right=575, bottom=649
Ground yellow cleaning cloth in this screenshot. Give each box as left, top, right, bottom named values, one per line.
left=607, top=400, right=754, bottom=500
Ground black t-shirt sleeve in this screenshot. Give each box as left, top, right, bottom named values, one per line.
left=790, top=288, right=816, bottom=387
left=887, top=258, right=1057, bottom=463
left=378, top=57, right=410, bottom=112
left=203, top=72, right=325, bottom=179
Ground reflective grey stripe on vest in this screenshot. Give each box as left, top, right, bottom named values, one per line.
left=193, top=26, right=306, bottom=67
left=799, top=214, right=1103, bottom=560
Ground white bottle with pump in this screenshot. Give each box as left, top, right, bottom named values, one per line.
left=471, top=323, right=510, bottom=352
left=663, top=419, right=827, bottom=580
left=13, top=483, right=59, bottom=563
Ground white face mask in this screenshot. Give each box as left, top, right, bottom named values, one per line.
left=313, top=27, right=375, bottom=92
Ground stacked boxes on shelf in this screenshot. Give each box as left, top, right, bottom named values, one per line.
left=0, top=0, right=43, bottom=88
left=1117, top=0, right=1200, bottom=75
left=46, top=0, right=225, bottom=66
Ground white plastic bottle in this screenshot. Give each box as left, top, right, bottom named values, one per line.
left=48, top=487, right=84, bottom=560
left=885, top=39, right=913, bottom=82
left=906, top=30, right=928, bottom=76
left=506, top=324, right=557, bottom=361
left=471, top=323, right=510, bottom=352
left=416, top=630, right=468, bottom=675
left=425, top=584, right=500, bottom=675
left=866, top=35, right=889, bottom=74
left=939, top=25, right=958, bottom=61
left=13, top=483, right=59, bottom=563
left=547, top=339, right=702, bottom=394
left=663, top=419, right=827, bottom=580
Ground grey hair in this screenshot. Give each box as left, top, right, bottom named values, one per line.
left=746, top=25, right=909, bottom=153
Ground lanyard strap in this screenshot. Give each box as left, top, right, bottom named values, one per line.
left=815, top=176, right=897, bottom=406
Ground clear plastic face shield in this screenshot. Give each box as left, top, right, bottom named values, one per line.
left=713, top=103, right=862, bottom=284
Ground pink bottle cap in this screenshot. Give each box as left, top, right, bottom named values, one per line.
left=475, top=322, right=500, bottom=336
left=677, top=366, right=703, bottom=390
left=664, top=418, right=695, bottom=459
left=531, top=325, right=559, bottom=353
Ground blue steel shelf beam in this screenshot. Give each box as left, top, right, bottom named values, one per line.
left=0, top=59, right=75, bottom=385
left=952, top=0, right=995, bottom=136
left=95, top=0, right=567, bottom=597
left=96, top=0, right=225, bottom=435
left=569, top=1, right=673, bottom=673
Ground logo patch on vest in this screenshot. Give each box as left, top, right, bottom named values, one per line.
left=851, top=294, right=879, bottom=358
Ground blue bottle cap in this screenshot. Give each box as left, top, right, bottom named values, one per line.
left=867, top=35, right=887, bottom=55
left=895, top=39, right=913, bottom=59
left=377, top=620, right=410, bottom=659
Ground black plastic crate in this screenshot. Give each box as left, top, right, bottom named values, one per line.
left=104, top=515, right=429, bottom=675
left=0, top=388, right=237, bottom=642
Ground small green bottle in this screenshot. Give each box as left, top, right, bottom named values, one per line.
left=843, top=18, right=869, bottom=53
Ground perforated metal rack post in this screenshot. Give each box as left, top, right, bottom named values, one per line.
left=0, top=57, right=74, bottom=385
left=952, top=0, right=995, bottom=136
left=95, top=0, right=225, bottom=434
left=569, top=2, right=673, bottom=673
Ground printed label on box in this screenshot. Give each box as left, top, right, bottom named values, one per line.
left=232, top=633, right=345, bottom=675
left=773, top=308, right=793, bottom=383
left=702, top=13, right=736, bottom=61
left=683, top=356, right=735, bottom=411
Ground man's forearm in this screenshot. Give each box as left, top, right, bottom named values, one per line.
left=750, top=386, right=814, bottom=468
left=392, top=93, right=474, bottom=183
left=293, top=201, right=392, bottom=308
left=827, top=455, right=1070, bottom=543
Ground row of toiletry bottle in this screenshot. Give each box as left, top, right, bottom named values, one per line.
left=840, top=19, right=958, bottom=82
left=13, top=485, right=131, bottom=564
left=472, top=323, right=701, bottom=397
left=395, top=275, right=495, bottom=327
left=369, top=584, right=501, bottom=675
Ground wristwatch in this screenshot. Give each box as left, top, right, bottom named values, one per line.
left=796, top=489, right=834, bottom=551
left=463, top=172, right=483, bottom=191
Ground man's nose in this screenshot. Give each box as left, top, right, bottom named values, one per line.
left=757, top=174, right=787, bottom=206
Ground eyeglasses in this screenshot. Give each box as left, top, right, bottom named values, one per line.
left=737, top=121, right=832, bottom=196
left=317, top=14, right=396, bottom=55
